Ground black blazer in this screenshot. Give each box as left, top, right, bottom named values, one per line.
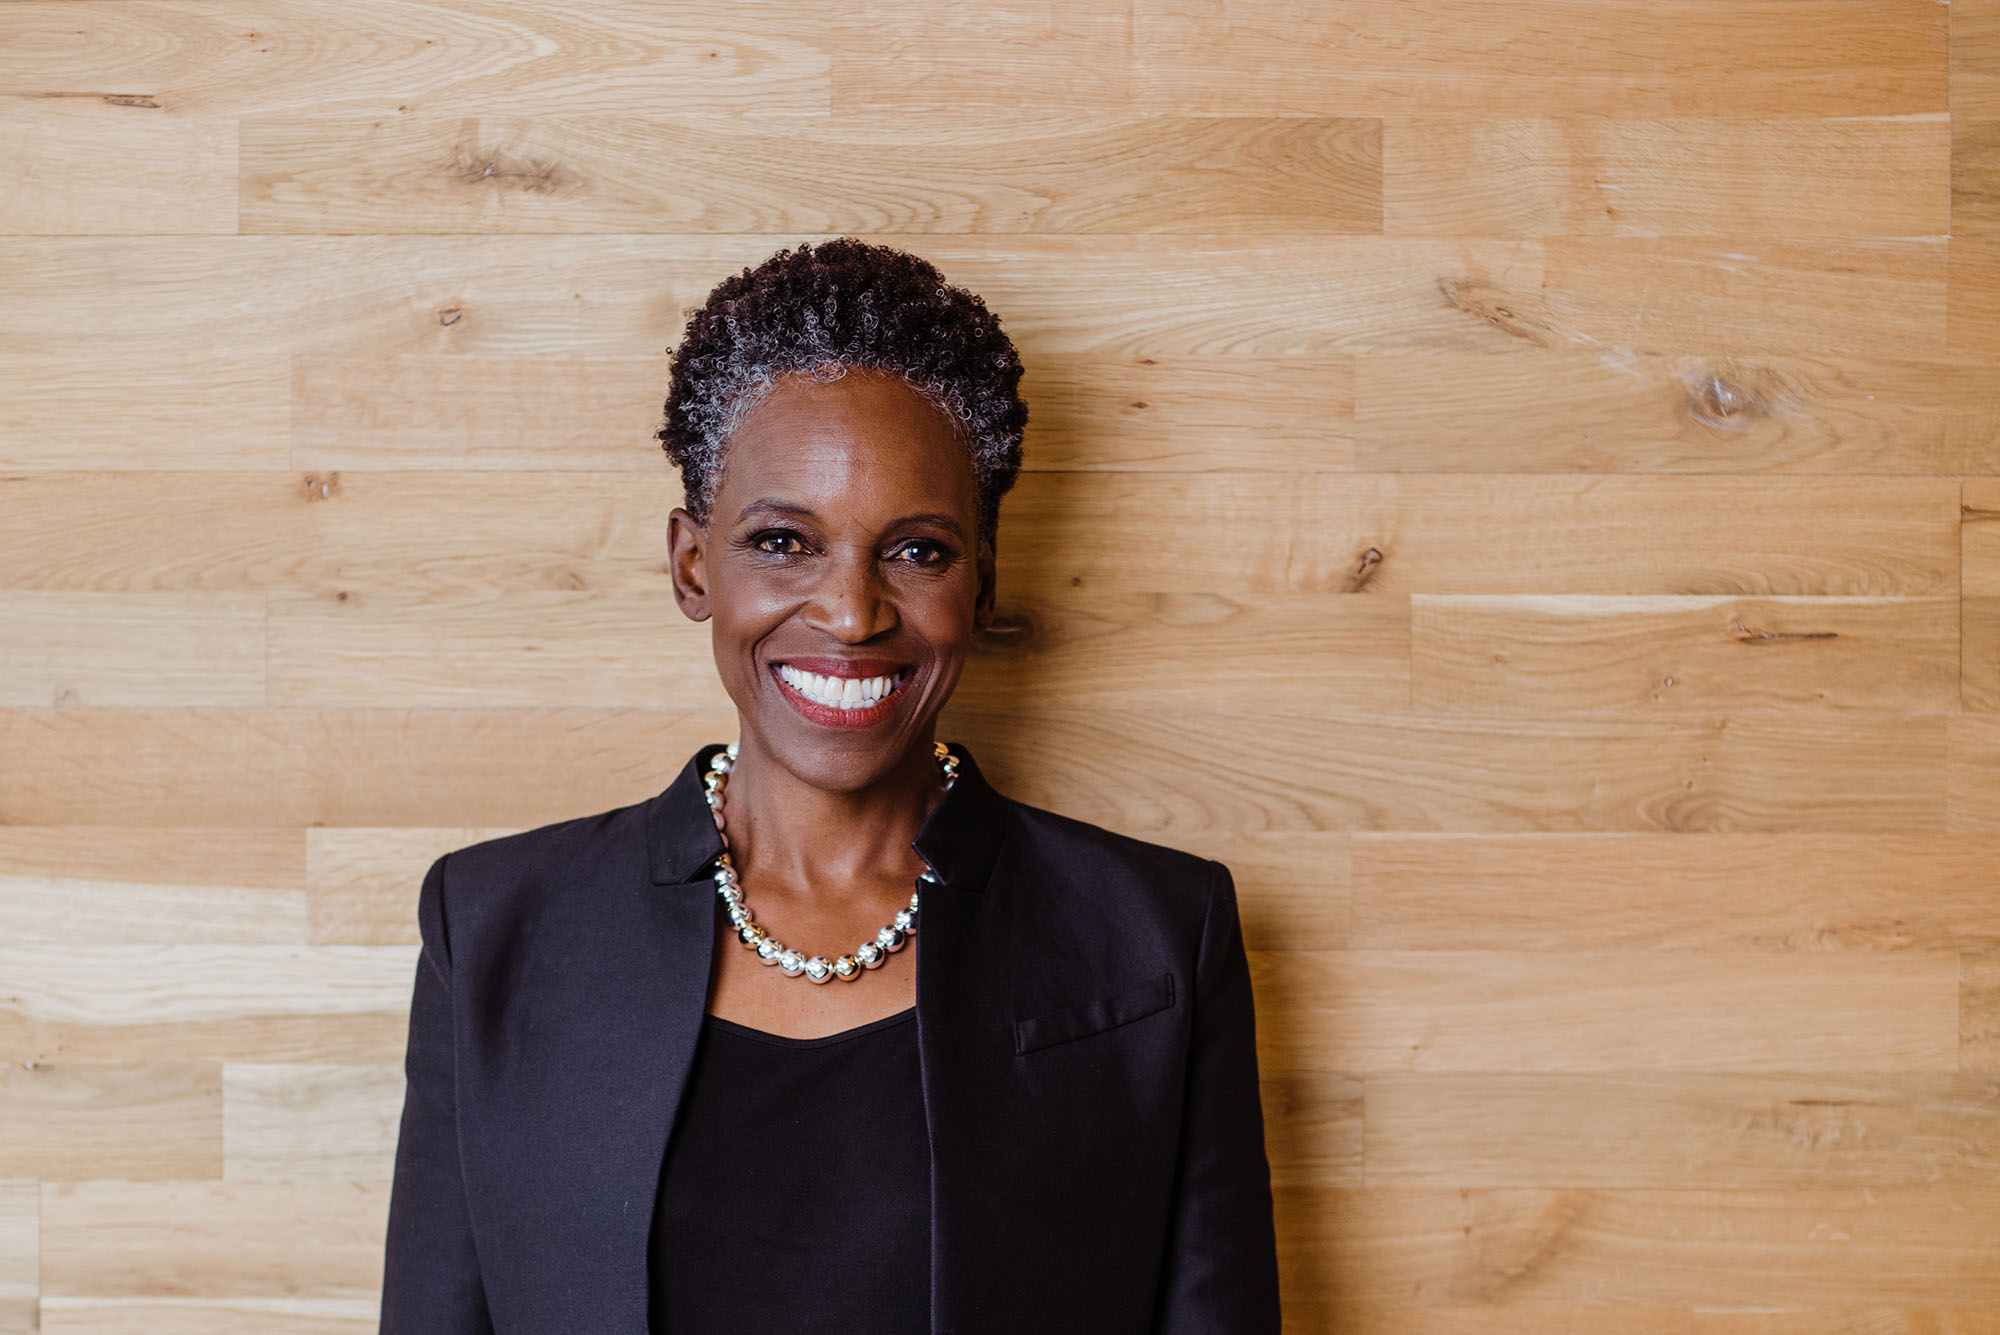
left=380, top=742, right=1281, bottom=1334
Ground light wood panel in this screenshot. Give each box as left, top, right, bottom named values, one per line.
left=5, top=0, right=1998, bottom=1330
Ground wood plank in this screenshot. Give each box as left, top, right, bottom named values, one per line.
left=1348, top=833, right=2000, bottom=952
left=290, top=353, right=669, bottom=472
left=0, top=706, right=731, bottom=828
left=0, top=591, right=266, bottom=708
left=1384, top=117, right=1948, bottom=238
left=1355, top=351, right=2000, bottom=476
left=1300, top=1311, right=2000, bottom=1335
left=1274, top=1187, right=2000, bottom=1309
left=1128, top=0, right=1947, bottom=118
left=1955, top=116, right=2000, bottom=236
left=1250, top=950, right=1959, bottom=1073
left=0, top=1182, right=32, bottom=1330
left=1956, top=0, right=2000, bottom=120
left=38, top=1299, right=373, bottom=1335
left=0, top=105, right=235, bottom=235
left=993, top=473, right=1960, bottom=600
left=3, top=235, right=1949, bottom=359
left=221, top=1065, right=402, bottom=1182
left=38, top=1181, right=388, bottom=1299
left=1409, top=594, right=1959, bottom=714
left=0, top=828, right=307, bottom=948
left=0, top=1064, right=219, bottom=1180
left=0, top=945, right=416, bottom=1064
left=1949, top=715, right=2000, bottom=834
left=1966, top=951, right=2000, bottom=1074
left=1540, top=239, right=1946, bottom=360
left=265, top=588, right=731, bottom=709
left=242, top=114, right=1381, bottom=235
left=1362, top=1072, right=2000, bottom=1188
left=825, top=2, right=1135, bottom=114
left=1950, top=238, right=2000, bottom=358
left=0, top=353, right=290, bottom=471
left=0, top=1, right=830, bottom=117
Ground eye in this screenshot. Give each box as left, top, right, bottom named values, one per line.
left=890, top=539, right=950, bottom=566
left=750, top=529, right=808, bottom=556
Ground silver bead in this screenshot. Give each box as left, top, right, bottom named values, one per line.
left=917, top=870, right=941, bottom=888
left=717, top=885, right=742, bottom=906
left=726, top=741, right=739, bottom=759
left=777, top=949, right=805, bottom=975
left=893, top=907, right=916, bottom=933
left=738, top=922, right=767, bottom=948
left=727, top=903, right=753, bottom=929
left=802, top=955, right=834, bottom=984
left=856, top=942, right=884, bottom=969
left=909, top=891, right=922, bottom=911
left=877, top=926, right=906, bottom=953
left=756, top=937, right=784, bottom=965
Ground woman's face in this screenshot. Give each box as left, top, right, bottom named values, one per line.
left=667, top=368, right=995, bottom=794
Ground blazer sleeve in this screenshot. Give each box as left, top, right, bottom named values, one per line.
left=1153, top=859, right=1283, bottom=1332
left=379, top=851, right=495, bottom=1335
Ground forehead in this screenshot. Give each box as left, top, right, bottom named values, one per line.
left=715, top=369, right=978, bottom=523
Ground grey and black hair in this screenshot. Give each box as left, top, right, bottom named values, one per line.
left=657, top=237, right=1029, bottom=541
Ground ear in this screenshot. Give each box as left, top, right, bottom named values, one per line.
left=972, top=533, right=998, bottom=631
left=666, top=507, right=712, bottom=622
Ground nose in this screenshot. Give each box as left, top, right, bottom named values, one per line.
left=800, top=546, right=897, bottom=642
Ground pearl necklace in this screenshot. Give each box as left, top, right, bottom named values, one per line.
left=701, top=740, right=959, bottom=984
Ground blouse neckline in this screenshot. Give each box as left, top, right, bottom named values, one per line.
left=704, top=1006, right=916, bottom=1050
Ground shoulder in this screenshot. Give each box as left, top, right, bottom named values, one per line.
left=422, top=794, right=655, bottom=944
left=994, top=796, right=1230, bottom=940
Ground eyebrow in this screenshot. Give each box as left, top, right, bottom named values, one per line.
left=735, top=498, right=967, bottom=539
left=736, top=498, right=817, bottom=524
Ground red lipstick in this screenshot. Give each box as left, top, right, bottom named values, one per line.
left=769, top=660, right=913, bottom=731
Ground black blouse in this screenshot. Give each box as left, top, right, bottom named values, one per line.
left=647, top=998, right=931, bottom=1333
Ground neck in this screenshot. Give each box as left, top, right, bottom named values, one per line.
left=717, top=734, right=943, bottom=897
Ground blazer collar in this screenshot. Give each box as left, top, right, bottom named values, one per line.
left=645, top=740, right=1009, bottom=893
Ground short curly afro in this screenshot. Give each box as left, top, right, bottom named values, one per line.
left=657, top=237, right=1029, bottom=542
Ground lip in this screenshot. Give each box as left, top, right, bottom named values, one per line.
left=769, top=659, right=914, bottom=731
left=775, top=656, right=909, bottom=679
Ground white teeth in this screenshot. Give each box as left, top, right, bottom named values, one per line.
left=776, top=665, right=904, bottom=710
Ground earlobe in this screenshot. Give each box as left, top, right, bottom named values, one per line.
left=666, top=507, right=712, bottom=623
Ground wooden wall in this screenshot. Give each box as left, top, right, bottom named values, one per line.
left=4, top=1, right=1999, bottom=1329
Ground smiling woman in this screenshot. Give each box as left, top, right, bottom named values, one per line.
left=378, top=238, right=1281, bottom=1335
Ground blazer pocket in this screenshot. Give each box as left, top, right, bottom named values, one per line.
left=1013, top=970, right=1177, bottom=1055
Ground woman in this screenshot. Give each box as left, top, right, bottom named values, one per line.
left=379, top=238, right=1281, bottom=1334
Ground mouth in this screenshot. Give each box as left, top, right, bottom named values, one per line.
left=770, top=658, right=915, bottom=730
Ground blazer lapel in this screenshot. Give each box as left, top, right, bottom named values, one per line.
left=602, top=746, right=725, bottom=1329
left=909, top=750, right=1014, bottom=1335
